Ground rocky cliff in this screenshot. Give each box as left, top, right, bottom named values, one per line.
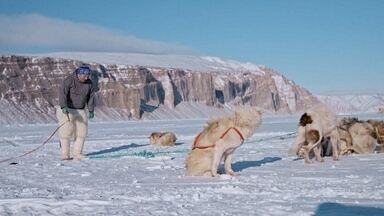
left=0, top=55, right=319, bottom=124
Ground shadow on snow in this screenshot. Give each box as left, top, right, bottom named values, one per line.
left=86, top=143, right=148, bottom=157
left=314, top=202, right=384, bottom=216
left=231, top=156, right=282, bottom=172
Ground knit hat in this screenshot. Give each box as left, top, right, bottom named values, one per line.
left=76, top=65, right=91, bottom=75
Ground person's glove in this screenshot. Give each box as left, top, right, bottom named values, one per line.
left=61, top=106, right=69, bottom=114
left=88, top=111, right=94, bottom=119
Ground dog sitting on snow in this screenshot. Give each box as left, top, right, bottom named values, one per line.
left=149, top=132, right=177, bottom=146
left=289, top=104, right=340, bottom=163
left=185, top=106, right=262, bottom=177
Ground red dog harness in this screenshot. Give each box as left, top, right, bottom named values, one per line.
left=192, top=127, right=245, bottom=150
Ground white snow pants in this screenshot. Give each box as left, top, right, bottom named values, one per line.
left=56, top=106, right=88, bottom=160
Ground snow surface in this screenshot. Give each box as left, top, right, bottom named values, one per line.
left=1, top=114, right=384, bottom=215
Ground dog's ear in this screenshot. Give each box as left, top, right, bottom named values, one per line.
left=234, top=109, right=247, bottom=122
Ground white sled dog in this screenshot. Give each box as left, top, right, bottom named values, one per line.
left=149, top=132, right=177, bottom=146
left=185, top=107, right=262, bottom=177
left=289, top=104, right=340, bottom=163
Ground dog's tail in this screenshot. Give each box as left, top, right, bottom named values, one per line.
left=306, top=129, right=322, bottom=152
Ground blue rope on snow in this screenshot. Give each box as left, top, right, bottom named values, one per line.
left=88, top=149, right=188, bottom=160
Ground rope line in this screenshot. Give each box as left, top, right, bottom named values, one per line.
left=250, top=131, right=297, bottom=143
left=0, top=120, right=69, bottom=164
left=89, top=131, right=297, bottom=160
left=88, top=149, right=189, bottom=160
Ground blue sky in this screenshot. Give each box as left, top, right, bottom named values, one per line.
left=0, top=0, right=383, bottom=94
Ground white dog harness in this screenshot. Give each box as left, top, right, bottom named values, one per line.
left=192, top=127, right=244, bottom=150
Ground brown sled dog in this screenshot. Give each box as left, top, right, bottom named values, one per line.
left=185, top=107, right=262, bottom=177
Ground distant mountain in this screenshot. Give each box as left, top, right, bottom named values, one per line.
left=0, top=53, right=319, bottom=124
left=316, top=94, right=384, bottom=114
left=27, top=52, right=264, bottom=73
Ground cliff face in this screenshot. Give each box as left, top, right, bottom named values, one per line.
left=0, top=55, right=319, bottom=124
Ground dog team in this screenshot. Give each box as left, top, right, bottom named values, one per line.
left=289, top=104, right=384, bottom=164
left=148, top=104, right=383, bottom=177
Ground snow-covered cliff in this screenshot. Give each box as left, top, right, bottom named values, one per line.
left=0, top=54, right=318, bottom=124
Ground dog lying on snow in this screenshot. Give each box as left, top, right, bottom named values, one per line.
left=337, top=118, right=355, bottom=155
left=185, top=107, right=262, bottom=177
left=338, top=117, right=377, bottom=155
left=149, top=132, right=177, bottom=146
left=289, top=104, right=340, bottom=163
left=367, top=119, right=384, bottom=153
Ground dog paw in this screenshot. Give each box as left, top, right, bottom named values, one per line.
left=304, top=159, right=313, bottom=164
left=316, top=158, right=324, bottom=162
left=211, top=172, right=219, bottom=177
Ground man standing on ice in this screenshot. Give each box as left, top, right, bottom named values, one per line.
left=56, top=64, right=96, bottom=160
